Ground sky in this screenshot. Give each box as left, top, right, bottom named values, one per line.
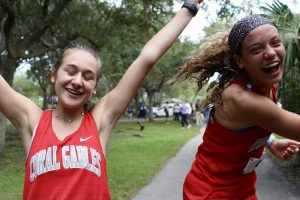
left=175, top=0, right=300, bottom=42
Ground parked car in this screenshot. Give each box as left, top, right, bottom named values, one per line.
left=152, top=103, right=175, bottom=118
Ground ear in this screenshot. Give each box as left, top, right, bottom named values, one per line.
left=233, top=55, right=244, bottom=70
left=50, top=71, right=56, bottom=84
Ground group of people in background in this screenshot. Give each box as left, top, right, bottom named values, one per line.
left=174, top=100, right=212, bottom=129
left=126, top=99, right=211, bottom=131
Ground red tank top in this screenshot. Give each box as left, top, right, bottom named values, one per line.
left=23, top=110, right=111, bottom=200
left=183, top=82, right=277, bottom=200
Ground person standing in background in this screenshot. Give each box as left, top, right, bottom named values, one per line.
left=137, top=101, right=147, bottom=131
left=164, top=106, right=170, bottom=124
left=186, top=101, right=193, bottom=128
left=180, top=101, right=189, bottom=128
left=173, top=103, right=181, bottom=121
left=127, top=104, right=134, bottom=119
left=194, top=99, right=202, bottom=126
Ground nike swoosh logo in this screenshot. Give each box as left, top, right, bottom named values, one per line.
left=80, top=136, right=93, bottom=142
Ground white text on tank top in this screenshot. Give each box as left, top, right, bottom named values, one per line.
left=29, top=145, right=101, bottom=182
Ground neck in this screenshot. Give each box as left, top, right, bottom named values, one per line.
left=250, top=82, right=273, bottom=98
left=54, top=105, right=84, bottom=124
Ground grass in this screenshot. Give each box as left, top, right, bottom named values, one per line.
left=0, top=120, right=199, bottom=200
left=0, top=126, right=25, bottom=200
left=107, top=120, right=198, bottom=200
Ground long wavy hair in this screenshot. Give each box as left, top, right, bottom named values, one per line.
left=173, top=32, right=247, bottom=107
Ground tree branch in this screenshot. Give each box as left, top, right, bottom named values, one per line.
left=20, top=0, right=73, bottom=49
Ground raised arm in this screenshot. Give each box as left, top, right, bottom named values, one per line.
left=107, top=1, right=203, bottom=114
left=0, top=75, right=42, bottom=152
left=93, top=0, right=204, bottom=151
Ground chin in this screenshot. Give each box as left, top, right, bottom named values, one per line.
left=274, top=73, right=283, bottom=83
left=61, top=99, right=84, bottom=109
left=269, top=69, right=283, bottom=84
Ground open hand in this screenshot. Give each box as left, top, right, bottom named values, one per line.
left=268, top=138, right=300, bottom=160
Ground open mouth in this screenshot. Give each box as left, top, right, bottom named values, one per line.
left=66, top=88, right=83, bottom=96
left=262, top=62, right=280, bottom=74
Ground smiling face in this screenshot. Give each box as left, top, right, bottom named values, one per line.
left=51, top=48, right=100, bottom=110
left=234, top=24, right=285, bottom=92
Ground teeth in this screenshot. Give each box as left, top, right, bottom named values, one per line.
left=66, top=88, right=82, bottom=95
left=265, top=62, right=279, bottom=69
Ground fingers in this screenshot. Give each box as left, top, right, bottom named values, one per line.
left=287, top=139, right=300, bottom=146
left=282, top=145, right=299, bottom=160
left=291, top=144, right=300, bottom=152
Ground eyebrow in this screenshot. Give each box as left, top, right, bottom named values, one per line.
left=246, top=35, right=280, bottom=48
left=65, top=64, right=96, bottom=74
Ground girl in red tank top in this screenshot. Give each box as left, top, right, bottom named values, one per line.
left=23, top=111, right=111, bottom=199
left=0, top=1, right=205, bottom=199
left=174, top=14, right=300, bottom=199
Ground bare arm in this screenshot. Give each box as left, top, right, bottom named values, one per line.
left=93, top=1, right=204, bottom=153
left=0, top=75, right=42, bottom=152
left=218, top=84, right=300, bottom=141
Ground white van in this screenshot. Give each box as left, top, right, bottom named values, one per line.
left=152, top=99, right=182, bottom=117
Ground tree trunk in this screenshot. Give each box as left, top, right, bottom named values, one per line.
left=0, top=113, right=7, bottom=156
left=147, top=91, right=155, bottom=122
left=1, top=58, right=16, bottom=85
left=43, top=95, right=47, bottom=110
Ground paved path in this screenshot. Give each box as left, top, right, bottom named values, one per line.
left=131, top=127, right=300, bottom=200
left=256, top=155, right=300, bottom=200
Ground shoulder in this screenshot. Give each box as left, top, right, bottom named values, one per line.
left=222, top=84, right=261, bottom=108
left=219, top=84, right=278, bottom=126
left=222, top=84, right=246, bottom=105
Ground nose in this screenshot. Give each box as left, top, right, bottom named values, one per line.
left=264, top=45, right=276, bottom=59
left=72, top=73, right=83, bottom=87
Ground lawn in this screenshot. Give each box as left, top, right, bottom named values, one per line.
left=0, top=120, right=199, bottom=200
left=0, top=125, right=25, bottom=200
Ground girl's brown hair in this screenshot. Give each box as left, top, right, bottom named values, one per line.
left=173, top=32, right=247, bottom=107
